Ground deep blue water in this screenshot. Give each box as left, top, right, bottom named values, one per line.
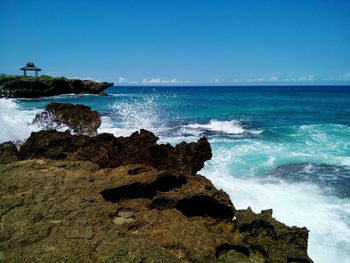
left=1, top=85, right=350, bottom=262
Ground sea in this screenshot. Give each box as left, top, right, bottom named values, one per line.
left=1, top=85, right=350, bottom=262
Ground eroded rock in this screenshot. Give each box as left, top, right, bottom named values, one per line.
left=33, top=102, right=101, bottom=136
left=232, top=208, right=313, bottom=263
left=100, top=170, right=187, bottom=202
left=0, top=159, right=313, bottom=262
left=0, top=142, right=20, bottom=164
left=19, top=129, right=212, bottom=175
left=149, top=175, right=235, bottom=220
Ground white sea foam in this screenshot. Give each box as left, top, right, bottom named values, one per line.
left=182, top=119, right=262, bottom=136
left=204, top=173, right=350, bottom=263
left=185, top=120, right=245, bottom=134
left=0, top=98, right=41, bottom=143
left=202, top=134, right=350, bottom=263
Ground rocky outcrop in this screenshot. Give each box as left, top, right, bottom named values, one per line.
left=0, top=129, right=313, bottom=262
left=0, top=142, right=20, bottom=164
left=19, top=129, right=212, bottom=176
left=0, top=75, right=113, bottom=98
left=0, top=160, right=313, bottom=262
left=33, top=102, right=101, bottom=136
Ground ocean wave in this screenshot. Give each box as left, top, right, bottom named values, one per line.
left=202, top=151, right=350, bottom=263
left=182, top=119, right=262, bottom=136
left=201, top=122, right=350, bottom=263
left=266, top=162, right=350, bottom=198
left=0, top=98, right=41, bottom=143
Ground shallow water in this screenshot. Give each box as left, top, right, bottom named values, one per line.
left=1, top=85, right=350, bottom=262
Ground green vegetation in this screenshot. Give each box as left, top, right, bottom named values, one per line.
left=0, top=74, right=69, bottom=82
left=39, top=75, right=54, bottom=80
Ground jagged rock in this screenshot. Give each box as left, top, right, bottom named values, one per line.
left=19, top=129, right=212, bottom=176
left=33, top=102, right=101, bottom=136
left=0, top=142, right=20, bottom=164
left=149, top=174, right=235, bottom=220
left=0, top=75, right=113, bottom=98
left=231, top=208, right=313, bottom=263
left=0, top=161, right=313, bottom=262
left=1, top=126, right=313, bottom=262
left=98, top=165, right=234, bottom=220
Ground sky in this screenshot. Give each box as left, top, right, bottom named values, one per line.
left=1, top=0, right=350, bottom=85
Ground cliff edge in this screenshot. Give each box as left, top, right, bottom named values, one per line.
left=0, top=75, right=113, bottom=98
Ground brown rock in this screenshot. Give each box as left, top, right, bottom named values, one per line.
left=0, top=127, right=313, bottom=262
left=0, top=142, right=20, bottom=164
left=0, top=160, right=313, bottom=262
left=230, top=208, right=313, bottom=263
left=19, top=129, right=212, bottom=175
left=64, top=226, right=94, bottom=239
left=0, top=160, right=312, bottom=262
left=149, top=174, right=235, bottom=221
left=33, top=102, right=101, bottom=136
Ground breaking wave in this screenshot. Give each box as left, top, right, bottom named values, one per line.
left=181, top=120, right=262, bottom=136
left=0, top=98, right=41, bottom=143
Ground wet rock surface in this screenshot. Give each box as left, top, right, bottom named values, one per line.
left=0, top=76, right=112, bottom=98
left=0, top=130, right=313, bottom=262
left=33, top=102, right=101, bottom=136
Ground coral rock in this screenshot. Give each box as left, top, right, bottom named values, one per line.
left=33, top=102, right=101, bottom=136
left=19, top=129, right=212, bottom=176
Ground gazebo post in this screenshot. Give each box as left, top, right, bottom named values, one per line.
left=23, top=70, right=27, bottom=77
left=35, top=70, right=38, bottom=77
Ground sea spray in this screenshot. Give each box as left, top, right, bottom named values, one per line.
left=0, top=98, right=41, bottom=143
left=98, top=95, right=168, bottom=136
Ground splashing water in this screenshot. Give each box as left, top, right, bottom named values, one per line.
left=98, top=95, right=167, bottom=136
left=114, top=96, right=160, bottom=130
left=0, top=98, right=41, bottom=143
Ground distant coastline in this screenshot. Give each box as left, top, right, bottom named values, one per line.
left=0, top=74, right=113, bottom=98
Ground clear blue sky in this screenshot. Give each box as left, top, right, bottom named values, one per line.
left=1, top=0, right=350, bottom=85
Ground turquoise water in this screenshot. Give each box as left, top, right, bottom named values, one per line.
left=1, top=85, right=350, bottom=262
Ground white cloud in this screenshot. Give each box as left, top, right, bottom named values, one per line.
left=342, top=73, right=350, bottom=81
left=118, top=77, right=127, bottom=83
left=246, top=77, right=263, bottom=82
left=296, top=75, right=316, bottom=81
left=117, top=76, right=139, bottom=84
left=142, top=78, right=161, bottom=84
left=247, top=76, right=279, bottom=82
left=141, top=78, right=192, bottom=84
left=324, top=73, right=350, bottom=81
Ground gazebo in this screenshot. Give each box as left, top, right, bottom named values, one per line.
left=20, top=62, right=42, bottom=77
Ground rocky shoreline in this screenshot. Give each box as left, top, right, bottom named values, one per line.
left=0, top=75, right=113, bottom=98
left=0, top=103, right=313, bottom=262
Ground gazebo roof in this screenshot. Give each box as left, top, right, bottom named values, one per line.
left=20, top=62, right=41, bottom=71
